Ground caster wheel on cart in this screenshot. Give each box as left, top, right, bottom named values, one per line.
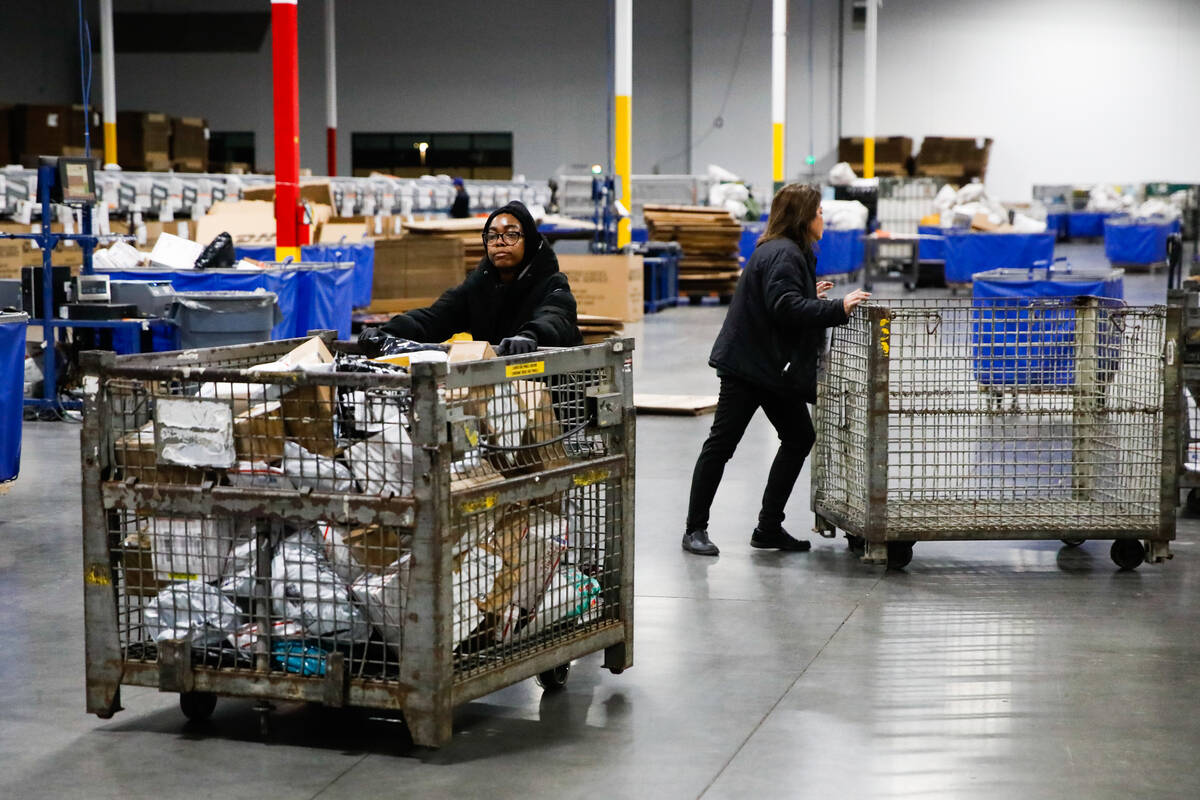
left=179, top=691, right=217, bottom=722
left=846, top=533, right=865, bottom=553
left=886, top=541, right=914, bottom=570
left=1187, top=488, right=1200, bottom=515
left=1060, top=538, right=1086, bottom=547
left=1110, top=539, right=1146, bottom=571
left=535, top=663, right=570, bottom=692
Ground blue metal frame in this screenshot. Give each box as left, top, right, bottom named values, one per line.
left=0, top=161, right=140, bottom=411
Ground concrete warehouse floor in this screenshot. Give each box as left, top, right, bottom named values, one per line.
left=2, top=242, right=1198, bottom=799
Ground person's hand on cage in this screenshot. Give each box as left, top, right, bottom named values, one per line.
left=842, top=289, right=871, bottom=314
left=817, top=280, right=834, bottom=299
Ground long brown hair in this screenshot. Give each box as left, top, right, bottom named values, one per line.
left=758, top=183, right=821, bottom=248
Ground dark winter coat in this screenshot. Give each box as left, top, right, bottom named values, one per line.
left=708, top=236, right=849, bottom=402
left=379, top=201, right=582, bottom=347
left=450, top=188, right=470, bottom=218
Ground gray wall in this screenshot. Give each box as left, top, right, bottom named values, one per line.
left=689, top=0, right=841, bottom=195
left=7, top=1, right=1200, bottom=203
left=33, top=0, right=692, bottom=181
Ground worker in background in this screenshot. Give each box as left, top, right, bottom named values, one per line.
left=450, top=177, right=470, bottom=218
left=360, top=200, right=581, bottom=356
left=681, top=183, right=871, bottom=557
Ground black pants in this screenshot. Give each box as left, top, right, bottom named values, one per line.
left=685, top=374, right=816, bottom=533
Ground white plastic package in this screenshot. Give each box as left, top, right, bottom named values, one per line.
left=226, top=460, right=295, bottom=490
left=281, top=440, right=354, bottom=493
left=350, top=553, right=412, bottom=657
left=146, top=516, right=233, bottom=583
left=271, top=536, right=370, bottom=641
left=453, top=547, right=502, bottom=645
left=344, top=420, right=413, bottom=496
left=828, top=161, right=857, bottom=186
left=144, top=580, right=242, bottom=646
left=820, top=199, right=869, bottom=231
left=520, top=568, right=602, bottom=638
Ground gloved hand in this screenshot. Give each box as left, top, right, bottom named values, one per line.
left=357, top=326, right=387, bottom=357
left=495, top=335, right=537, bottom=356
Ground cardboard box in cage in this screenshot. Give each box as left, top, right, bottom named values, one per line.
left=120, top=533, right=167, bottom=597
left=232, top=400, right=285, bottom=463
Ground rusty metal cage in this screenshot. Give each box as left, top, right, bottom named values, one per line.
left=812, top=297, right=1181, bottom=570
left=80, top=333, right=635, bottom=747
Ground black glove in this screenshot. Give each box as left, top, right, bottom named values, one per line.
left=357, top=326, right=388, bottom=357
left=495, top=335, right=537, bottom=356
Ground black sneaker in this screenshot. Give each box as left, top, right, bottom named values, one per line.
left=750, top=526, right=811, bottom=551
left=682, top=529, right=720, bottom=556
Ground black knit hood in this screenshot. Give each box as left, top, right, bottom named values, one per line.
left=481, top=200, right=555, bottom=279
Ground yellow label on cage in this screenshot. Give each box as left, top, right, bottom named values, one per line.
left=505, top=360, right=545, bottom=378
left=84, top=565, right=111, bottom=586
left=573, top=468, right=611, bottom=487
left=460, top=494, right=497, bottom=514
left=879, top=317, right=890, bottom=356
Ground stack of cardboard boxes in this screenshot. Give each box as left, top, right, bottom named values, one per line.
left=117, top=111, right=171, bottom=172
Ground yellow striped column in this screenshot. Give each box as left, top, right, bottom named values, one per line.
left=100, top=0, right=118, bottom=167
left=615, top=0, right=632, bottom=248
left=772, top=0, right=786, bottom=191
left=863, top=0, right=878, bottom=178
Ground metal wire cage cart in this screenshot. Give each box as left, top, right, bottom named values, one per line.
left=79, top=333, right=635, bottom=747
left=811, top=297, right=1181, bottom=570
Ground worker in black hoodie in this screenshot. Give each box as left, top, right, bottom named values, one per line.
left=681, top=184, right=870, bottom=556
left=359, top=200, right=582, bottom=355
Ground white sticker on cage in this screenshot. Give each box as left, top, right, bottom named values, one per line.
left=155, top=397, right=236, bottom=468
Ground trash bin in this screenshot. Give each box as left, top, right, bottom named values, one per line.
left=1, top=312, right=28, bottom=485
left=970, top=265, right=1123, bottom=386
left=169, top=291, right=281, bottom=349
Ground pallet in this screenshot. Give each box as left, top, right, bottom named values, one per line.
left=634, top=393, right=719, bottom=416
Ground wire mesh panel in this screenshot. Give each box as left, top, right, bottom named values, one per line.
left=80, top=334, right=635, bottom=746
left=814, top=298, right=1174, bottom=543
left=877, top=177, right=949, bottom=235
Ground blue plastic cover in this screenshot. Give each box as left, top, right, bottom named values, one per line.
left=1045, top=212, right=1068, bottom=238
left=740, top=222, right=767, bottom=262
left=98, top=264, right=356, bottom=340
left=100, top=268, right=301, bottom=340
left=971, top=269, right=1123, bottom=386
left=917, top=225, right=945, bottom=261
left=1, top=314, right=25, bottom=483
left=1103, top=217, right=1182, bottom=265
left=1066, top=211, right=1112, bottom=238
left=293, top=263, right=354, bottom=339
left=815, top=228, right=864, bottom=276
left=943, top=231, right=1056, bottom=283
left=237, top=243, right=374, bottom=310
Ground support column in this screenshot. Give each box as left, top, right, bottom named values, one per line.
left=614, top=0, right=632, bottom=249
left=325, top=0, right=337, bottom=176
left=99, top=0, right=117, bottom=167
left=863, top=0, right=878, bottom=179
left=272, top=0, right=301, bottom=261
left=772, top=0, right=786, bottom=192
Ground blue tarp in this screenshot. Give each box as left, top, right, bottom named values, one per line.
left=236, top=243, right=373, bottom=310
left=943, top=231, right=1056, bottom=283
left=971, top=267, right=1123, bottom=386
left=1, top=313, right=26, bottom=483
left=1067, top=211, right=1115, bottom=239
left=1103, top=217, right=1182, bottom=265
left=1045, top=212, right=1068, bottom=239
left=99, top=263, right=354, bottom=341
left=917, top=225, right=945, bottom=261
left=740, top=222, right=766, bottom=262
left=815, top=228, right=864, bottom=276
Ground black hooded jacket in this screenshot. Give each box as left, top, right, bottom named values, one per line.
left=379, top=201, right=583, bottom=346
left=708, top=236, right=849, bottom=402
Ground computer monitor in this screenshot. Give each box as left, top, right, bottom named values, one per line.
left=56, top=157, right=97, bottom=207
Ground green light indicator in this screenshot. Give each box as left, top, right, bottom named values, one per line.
left=805, top=155, right=816, bottom=166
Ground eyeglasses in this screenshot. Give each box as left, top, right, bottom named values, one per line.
left=484, top=230, right=523, bottom=246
